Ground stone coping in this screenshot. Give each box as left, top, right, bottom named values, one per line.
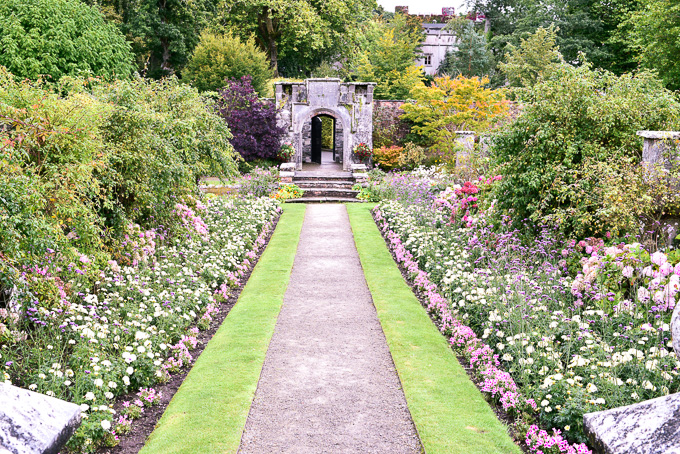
left=584, top=392, right=680, bottom=454
left=637, top=131, right=680, bottom=139
left=0, top=382, right=82, bottom=454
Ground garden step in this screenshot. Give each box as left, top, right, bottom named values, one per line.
left=293, top=175, right=355, bottom=183
left=286, top=197, right=363, bottom=203
left=293, top=180, right=355, bottom=189
left=300, top=187, right=358, bottom=198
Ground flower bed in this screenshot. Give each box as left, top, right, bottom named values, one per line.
left=0, top=196, right=281, bottom=452
left=372, top=173, right=680, bottom=450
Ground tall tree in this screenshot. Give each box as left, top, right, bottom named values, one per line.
left=354, top=14, right=425, bottom=99
left=438, top=20, right=493, bottom=77
left=182, top=30, right=273, bottom=95
left=468, top=0, right=638, bottom=79
left=216, top=0, right=375, bottom=77
left=625, top=0, right=680, bottom=90
left=499, top=25, right=564, bottom=87
left=80, top=0, right=217, bottom=77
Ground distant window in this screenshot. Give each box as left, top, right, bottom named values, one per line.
left=424, top=55, right=432, bottom=66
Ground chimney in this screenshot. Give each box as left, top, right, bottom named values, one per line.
left=395, top=5, right=409, bottom=14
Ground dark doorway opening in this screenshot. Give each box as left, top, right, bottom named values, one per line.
left=311, top=114, right=336, bottom=164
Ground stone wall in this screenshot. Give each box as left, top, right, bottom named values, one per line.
left=373, top=100, right=410, bottom=148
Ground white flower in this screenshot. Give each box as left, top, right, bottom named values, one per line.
left=126, top=366, right=134, bottom=375
left=93, top=379, right=103, bottom=388
left=85, top=392, right=96, bottom=401
left=101, top=420, right=111, bottom=431
left=28, top=384, right=37, bottom=391
left=586, top=383, right=598, bottom=393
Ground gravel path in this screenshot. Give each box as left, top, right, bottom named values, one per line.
left=238, top=204, right=421, bottom=454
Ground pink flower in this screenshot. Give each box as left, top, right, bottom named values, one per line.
left=651, top=251, right=668, bottom=266
left=622, top=265, right=634, bottom=278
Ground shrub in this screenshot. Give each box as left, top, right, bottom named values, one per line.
left=216, top=76, right=286, bottom=162
left=0, top=69, right=238, bottom=273
left=492, top=63, right=680, bottom=236
left=374, top=146, right=403, bottom=170
left=182, top=30, right=273, bottom=96
left=0, top=0, right=134, bottom=81
left=399, top=142, right=426, bottom=169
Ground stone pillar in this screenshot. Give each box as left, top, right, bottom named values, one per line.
left=455, top=131, right=476, bottom=168
left=637, top=131, right=680, bottom=244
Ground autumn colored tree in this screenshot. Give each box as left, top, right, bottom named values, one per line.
left=400, top=75, right=509, bottom=149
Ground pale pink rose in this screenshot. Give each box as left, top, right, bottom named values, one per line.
left=622, top=265, right=634, bottom=278
left=638, top=287, right=650, bottom=301
left=660, top=262, right=674, bottom=277
left=651, top=251, right=668, bottom=266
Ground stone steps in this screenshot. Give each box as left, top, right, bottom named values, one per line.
left=286, top=197, right=363, bottom=203
left=300, top=187, right=359, bottom=199
left=294, top=180, right=355, bottom=189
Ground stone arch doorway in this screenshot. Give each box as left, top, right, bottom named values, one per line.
left=275, top=79, right=375, bottom=171
left=295, top=107, right=348, bottom=168
left=309, top=114, right=341, bottom=164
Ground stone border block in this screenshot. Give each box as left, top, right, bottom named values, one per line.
left=0, top=382, right=82, bottom=454
left=584, top=392, right=680, bottom=454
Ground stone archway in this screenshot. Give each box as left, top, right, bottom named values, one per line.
left=295, top=107, right=349, bottom=168
left=275, top=78, right=375, bottom=171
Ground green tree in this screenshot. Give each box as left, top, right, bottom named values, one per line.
left=499, top=25, right=564, bottom=87
left=125, top=0, right=217, bottom=78
left=354, top=14, right=425, bottom=99
left=471, top=0, right=638, bottom=80
left=0, top=0, right=134, bottom=81
left=438, top=21, right=493, bottom=77
left=625, top=0, right=680, bottom=90
left=216, top=0, right=375, bottom=77
left=183, top=30, right=273, bottom=95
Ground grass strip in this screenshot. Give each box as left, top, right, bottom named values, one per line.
left=347, top=204, right=521, bottom=454
left=140, top=204, right=306, bottom=454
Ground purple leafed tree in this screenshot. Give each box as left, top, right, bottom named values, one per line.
left=215, top=76, right=285, bottom=162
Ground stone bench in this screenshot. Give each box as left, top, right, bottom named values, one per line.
left=0, top=382, right=82, bottom=454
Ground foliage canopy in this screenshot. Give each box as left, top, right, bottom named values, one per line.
left=216, top=0, right=375, bottom=77
left=354, top=14, right=425, bottom=99
left=0, top=0, right=134, bottom=81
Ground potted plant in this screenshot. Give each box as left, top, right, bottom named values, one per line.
left=353, top=142, right=372, bottom=164
left=277, top=142, right=295, bottom=162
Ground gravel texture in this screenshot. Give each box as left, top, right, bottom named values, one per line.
left=238, top=204, right=421, bottom=454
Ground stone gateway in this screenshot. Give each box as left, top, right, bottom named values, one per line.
left=275, top=78, right=376, bottom=171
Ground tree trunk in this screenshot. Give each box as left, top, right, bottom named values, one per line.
left=258, top=7, right=280, bottom=77
left=269, top=37, right=279, bottom=77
